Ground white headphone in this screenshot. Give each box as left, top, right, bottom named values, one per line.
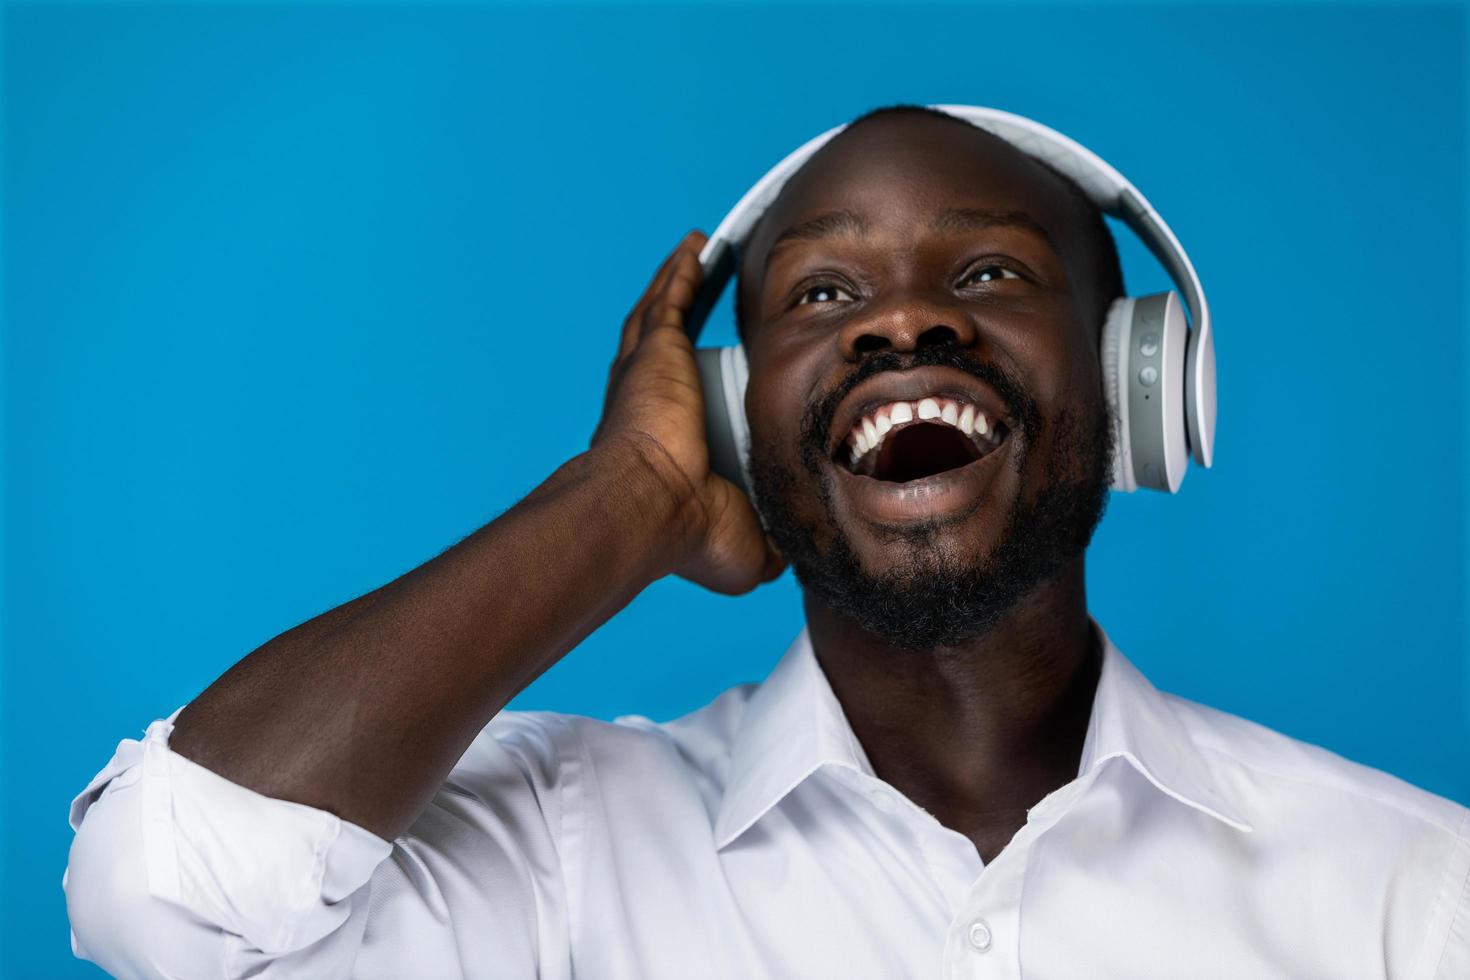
left=682, top=104, right=1215, bottom=496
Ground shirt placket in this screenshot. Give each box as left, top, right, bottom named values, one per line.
left=940, top=773, right=1098, bottom=980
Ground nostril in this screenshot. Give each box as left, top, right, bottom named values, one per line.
left=853, top=334, right=889, bottom=355
left=917, top=325, right=960, bottom=348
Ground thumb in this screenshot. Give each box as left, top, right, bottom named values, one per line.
left=760, top=538, right=787, bottom=583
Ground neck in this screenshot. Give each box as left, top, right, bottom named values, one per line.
left=803, top=556, right=1101, bottom=851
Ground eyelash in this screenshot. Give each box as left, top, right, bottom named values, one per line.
left=793, top=282, right=855, bottom=307
left=790, top=260, right=1025, bottom=309
left=960, top=261, right=1024, bottom=286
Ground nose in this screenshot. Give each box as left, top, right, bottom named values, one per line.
left=836, top=294, right=978, bottom=361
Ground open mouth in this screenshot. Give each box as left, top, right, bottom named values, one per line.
left=834, top=396, right=1009, bottom=483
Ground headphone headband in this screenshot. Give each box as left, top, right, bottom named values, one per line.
left=697, top=105, right=1209, bottom=334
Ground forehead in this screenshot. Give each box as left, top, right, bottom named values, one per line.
left=739, top=113, right=1081, bottom=281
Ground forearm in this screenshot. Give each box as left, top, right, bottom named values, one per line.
left=168, top=443, right=685, bottom=840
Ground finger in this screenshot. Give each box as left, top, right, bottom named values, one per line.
left=663, top=252, right=704, bottom=316
left=639, top=245, right=705, bottom=341
left=616, top=245, right=683, bottom=362
left=616, top=240, right=685, bottom=362
left=636, top=231, right=702, bottom=324
left=618, top=231, right=704, bottom=362
left=761, top=538, right=787, bottom=583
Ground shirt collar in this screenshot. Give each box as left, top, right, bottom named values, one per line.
left=714, top=618, right=1253, bottom=850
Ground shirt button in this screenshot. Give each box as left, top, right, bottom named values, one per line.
left=967, top=918, right=993, bottom=952
left=870, top=790, right=897, bottom=813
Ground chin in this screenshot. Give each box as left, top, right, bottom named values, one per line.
left=751, top=437, right=1109, bottom=652
left=838, top=508, right=1008, bottom=581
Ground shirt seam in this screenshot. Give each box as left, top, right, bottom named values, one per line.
left=552, top=713, right=587, bottom=977
left=1412, top=807, right=1470, bottom=980
left=222, top=930, right=243, bottom=980
left=1190, top=741, right=1468, bottom=836
left=294, top=813, right=341, bottom=947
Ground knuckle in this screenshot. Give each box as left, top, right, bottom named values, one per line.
left=647, top=302, right=683, bottom=330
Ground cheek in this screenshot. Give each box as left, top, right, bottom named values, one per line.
left=1050, top=329, right=1105, bottom=421
left=1001, top=296, right=1102, bottom=404
left=999, top=323, right=1104, bottom=487
left=1037, top=344, right=1101, bottom=415
left=741, top=343, right=825, bottom=456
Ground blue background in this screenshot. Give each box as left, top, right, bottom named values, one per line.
left=4, top=2, right=1467, bottom=975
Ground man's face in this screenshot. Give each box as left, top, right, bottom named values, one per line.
left=740, top=113, right=1115, bottom=649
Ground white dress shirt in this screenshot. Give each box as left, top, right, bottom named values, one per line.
left=66, top=619, right=1470, bottom=979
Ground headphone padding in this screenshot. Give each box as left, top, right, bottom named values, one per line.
left=1100, top=297, right=1135, bottom=493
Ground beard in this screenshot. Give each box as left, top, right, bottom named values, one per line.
left=747, top=344, right=1115, bottom=651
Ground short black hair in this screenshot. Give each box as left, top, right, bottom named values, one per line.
left=733, top=103, right=1125, bottom=342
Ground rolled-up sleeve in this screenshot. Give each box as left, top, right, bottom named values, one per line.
left=64, top=708, right=393, bottom=978
left=64, top=708, right=575, bottom=980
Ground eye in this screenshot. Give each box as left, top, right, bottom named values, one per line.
left=962, top=264, right=1022, bottom=286
left=795, top=283, right=856, bottom=306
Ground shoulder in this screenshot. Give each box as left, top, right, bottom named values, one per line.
left=457, top=681, right=761, bottom=789
left=1162, top=693, right=1470, bottom=976
left=1165, top=690, right=1469, bottom=838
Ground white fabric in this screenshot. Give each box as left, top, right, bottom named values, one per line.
left=66, top=619, right=1470, bottom=979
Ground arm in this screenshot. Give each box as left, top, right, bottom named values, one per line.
left=166, top=229, right=782, bottom=841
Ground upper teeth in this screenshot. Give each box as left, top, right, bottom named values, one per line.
left=847, top=396, right=1000, bottom=471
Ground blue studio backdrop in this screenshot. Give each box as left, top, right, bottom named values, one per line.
left=3, top=2, right=1467, bottom=975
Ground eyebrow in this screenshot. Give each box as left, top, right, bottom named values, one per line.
left=928, top=207, right=1056, bottom=247
left=763, top=209, right=870, bottom=271
left=762, top=206, right=1055, bottom=273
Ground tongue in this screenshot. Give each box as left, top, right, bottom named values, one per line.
left=871, top=422, right=984, bottom=482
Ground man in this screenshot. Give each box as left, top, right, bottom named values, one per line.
left=65, top=106, right=1468, bottom=978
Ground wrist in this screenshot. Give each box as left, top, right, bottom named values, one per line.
left=577, top=437, right=707, bottom=580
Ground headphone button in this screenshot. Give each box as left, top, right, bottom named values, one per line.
left=1138, top=366, right=1159, bottom=387
left=1139, top=332, right=1159, bottom=357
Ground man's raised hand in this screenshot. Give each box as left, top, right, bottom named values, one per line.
left=592, top=230, right=785, bottom=595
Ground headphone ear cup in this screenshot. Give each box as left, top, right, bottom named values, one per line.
left=1111, top=292, right=1190, bottom=493
left=694, top=344, right=753, bottom=498
left=1100, top=297, right=1137, bottom=492
left=1185, top=315, right=1216, bottom=468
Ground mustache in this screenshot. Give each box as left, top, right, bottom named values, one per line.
left=799, top=344, right=1041, bottom=471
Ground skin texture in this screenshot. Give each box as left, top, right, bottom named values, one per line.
left=169, top=111, right=1113, bottom=866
